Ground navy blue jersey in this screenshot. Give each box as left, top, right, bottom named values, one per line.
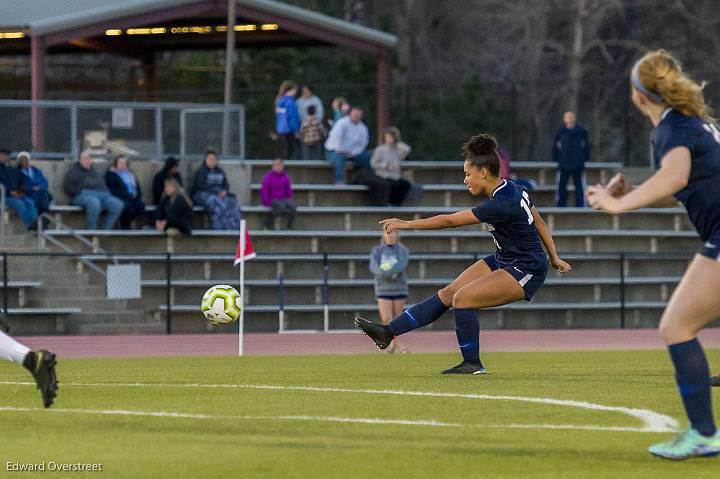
left=471, top=179, right=547, bottom=271
left=652, top=109, right=720, bottom=241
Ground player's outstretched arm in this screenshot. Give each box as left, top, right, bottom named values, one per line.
left=531, top=207, right=571, bottom=273
left=588, top=147, right=689, bottom=213
left=380, top=209, right=478, bottom=233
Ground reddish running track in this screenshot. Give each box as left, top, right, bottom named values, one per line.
left=14, top=329, right=720, bottom=359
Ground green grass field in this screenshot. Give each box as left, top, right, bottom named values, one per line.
left=1, top=350, right=719, bottom=478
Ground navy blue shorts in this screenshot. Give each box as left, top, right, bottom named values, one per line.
left=482, top=255, right=547, bottom=301
left=699, top=234, right=720, bottom=260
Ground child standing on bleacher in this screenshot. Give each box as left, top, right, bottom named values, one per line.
left=299, top=105, right=326, bottom=161
left=260, top=159, right=296, bottom=230
left=369, top=228, right=409, bottom=354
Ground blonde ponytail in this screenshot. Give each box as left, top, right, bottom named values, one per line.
left=633, top=49, right=712, bottom=121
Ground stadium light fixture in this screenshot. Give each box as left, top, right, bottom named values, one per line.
left=105, top=29, right=123, bottom=36
left=261, top=24, right=279, bottom=31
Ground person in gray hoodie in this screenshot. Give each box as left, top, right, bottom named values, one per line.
left=62, top=150, right=124, bottom=229
left=369, top=228, right=409, bottom=353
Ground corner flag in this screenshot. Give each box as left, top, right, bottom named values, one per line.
left=234, top=220, right=255, bottom=356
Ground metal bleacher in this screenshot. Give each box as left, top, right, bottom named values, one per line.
left=2, top=158, right=700, bottom=334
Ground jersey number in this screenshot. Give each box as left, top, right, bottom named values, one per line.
left=520, top=191, right=534, bottom=225
left=703, top=123, right=720, bottom=144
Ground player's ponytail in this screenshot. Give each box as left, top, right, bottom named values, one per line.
left=633, top=50, right=712, bottom=121
left=462, top=133, right=500, bottom=177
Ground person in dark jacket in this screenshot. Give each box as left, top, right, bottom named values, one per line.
left=552, top=111, right=590, bottom=207
left=16, top=151, right=52, bottom=215
left=104, top=156, right=145, bottom=229
left=155, top=178, right=193, bottom=235
left=0, top=149, right=37, bottom=229
left=63, top=150, right=124, bottom=230
left=191, top=150, right=241, bottom=230
left=152, top=156, right=182, bottom=205
left=274, top=80, right=301, bottom=160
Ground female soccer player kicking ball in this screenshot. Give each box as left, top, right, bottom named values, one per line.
left=588, top=49, right=720, bottom=460
left=0, top=330, right=58, bottom=407
left=354, top=134, right=571, bottom=374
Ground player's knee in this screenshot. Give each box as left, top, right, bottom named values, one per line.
left=451, top=289, right=472, bottom=309
left=438, top=285, right=455, bottom=306
left=658, top=316, right=690, bottom=344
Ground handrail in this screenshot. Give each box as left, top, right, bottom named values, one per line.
left=37, top=213, right=115, bottom=277
left=0, top=184, right=5, bottom=247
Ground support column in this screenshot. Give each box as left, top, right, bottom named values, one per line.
left=31, top=35, right=47, bottom=152
left=142, top=53, right=156, bottom=103
left=376, top=48, right=391, bottom=139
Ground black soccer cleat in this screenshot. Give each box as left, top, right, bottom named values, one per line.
left=23, top=350, right=58, bottom=408
left=353, top=314, right=394, bottom=350
left=712, top=375, right=720, bottom=387
left=441, top=360, right=487, bottom=375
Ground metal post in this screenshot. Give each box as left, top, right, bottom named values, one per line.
left=239, top=106, right=246, bottom=159
left=619, top=252, right=626, bottom=329
left=70, top=104, right=79, bottom=160
left=3, top=253, right=8, bottom=318
left=165, top=252, right=172, bottom=334
left=278, top=273, right=285, bottom=333
left=322, top=253, right=329, bottom=332
left=154, top=106, right=163, bottom=160
left=222, top=0, right=236, bottom=156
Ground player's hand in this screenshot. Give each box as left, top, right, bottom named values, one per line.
left=587, top=185, right=624, bottom=214
left=380, top=218, right=409, bottom=233
left=605, top=172, right=631, bottom=198
left=551, top=257, right=572, bottom=273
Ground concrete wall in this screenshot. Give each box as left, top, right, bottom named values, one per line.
left=31, top=159, right=252, bottom=206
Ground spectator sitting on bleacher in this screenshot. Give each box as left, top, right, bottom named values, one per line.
left=371, top=127, right=413, bottom=206
left=191, top=150, right=241, bottom=230
left=299, top=105, right=326, bottom=161
left=16, top=151, right=51, bottom=216
left=324, top=107, right=372, bottom=184
left=261, top=158, right=296, bottom=230
left=62, top=150, right=124, bottom=230
left=152, top=156, right=182, bottom=205
left=155, top=178, right=193, bottom=235
left=104, top=156, right=146, bottom=229
left=497, top=146, right=537, bottom=192
left=0, top=148, right=37, bottom=230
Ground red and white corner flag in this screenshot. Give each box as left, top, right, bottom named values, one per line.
left=234, top=221, right=256, bottom=265
left=234, top=220, right=255, bottom=356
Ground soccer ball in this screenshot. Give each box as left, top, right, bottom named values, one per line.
left=201, top=285, right=241, bottom=325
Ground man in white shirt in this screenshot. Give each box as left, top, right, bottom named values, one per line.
left=324, top=108, right=372, bottom=184
left=296, top=85, right=324, bottom=122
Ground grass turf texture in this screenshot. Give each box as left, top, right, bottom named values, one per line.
left=0, top=350, right=719, bottom=478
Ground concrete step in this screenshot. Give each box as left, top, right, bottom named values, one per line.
left=39, top=229, right=702, bottom=255
left=161, top=302, right=664, bottom=333
left=246, top=159, right=623, bottom=185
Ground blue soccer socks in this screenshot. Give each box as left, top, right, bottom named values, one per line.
left=387, top=293, right=449, bottom=336
left=669, top=338, right=717, bottom=437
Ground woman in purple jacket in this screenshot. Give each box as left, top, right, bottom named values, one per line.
left=275, top=81, right=301, bottom=160
left=261, top=159, right=296, bottom=230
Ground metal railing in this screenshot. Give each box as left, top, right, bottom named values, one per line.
left=0, top=250, right=694, bottom=335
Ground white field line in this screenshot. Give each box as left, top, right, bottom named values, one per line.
left=0, top=381, right=679, bottom=433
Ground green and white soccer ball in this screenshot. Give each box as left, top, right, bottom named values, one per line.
left=201, top=285, right=242, bottom=325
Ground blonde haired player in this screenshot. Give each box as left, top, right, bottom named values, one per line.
left=588, top=49, right=720, bottom=459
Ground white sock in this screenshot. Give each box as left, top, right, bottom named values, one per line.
left=0, top=331, right=31, bottom=364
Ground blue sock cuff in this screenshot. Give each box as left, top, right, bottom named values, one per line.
left=668, top=338, right=701, bottom=361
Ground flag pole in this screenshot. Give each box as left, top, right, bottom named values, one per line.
left=238, top=219, right=246, bottom=356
